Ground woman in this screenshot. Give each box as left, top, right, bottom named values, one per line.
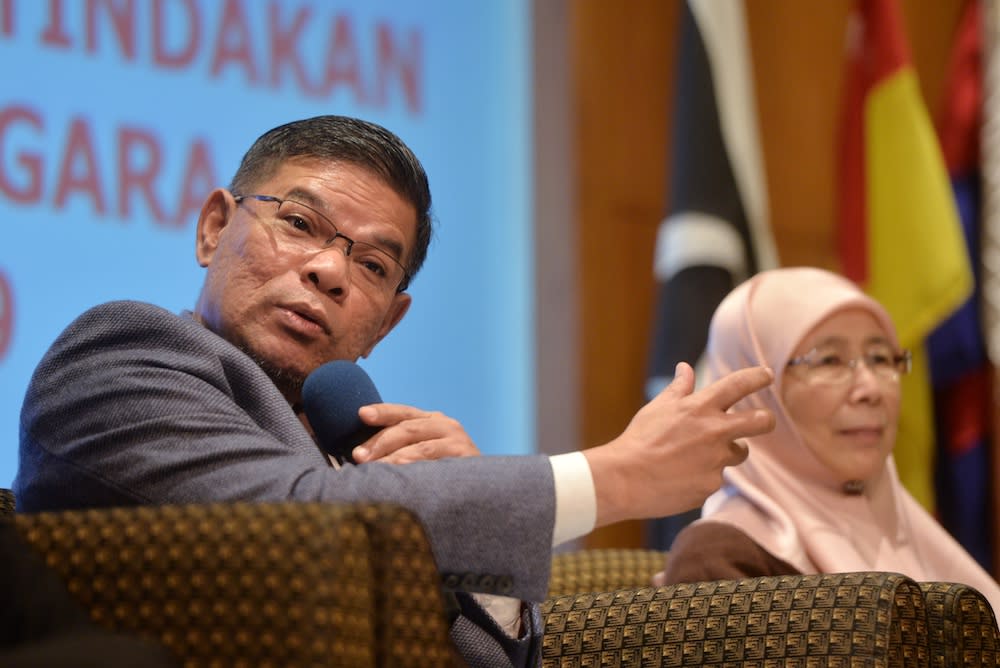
left=655, top=267, right=1000, bottom=613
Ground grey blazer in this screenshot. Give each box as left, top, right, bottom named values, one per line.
left=16, top=300, right=554, bottom=666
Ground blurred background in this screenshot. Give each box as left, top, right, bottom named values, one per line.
left=540, top=0, right=999, bottom=580
left=2, top=0, right=996, bottom=575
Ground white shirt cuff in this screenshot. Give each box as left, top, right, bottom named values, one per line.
left=549, top=451, right=597, bottom=547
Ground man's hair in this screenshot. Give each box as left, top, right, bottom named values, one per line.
left=228, top=115, right=433, bottom=284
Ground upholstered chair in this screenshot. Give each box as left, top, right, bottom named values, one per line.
left=11, top=501, right=461, bottom=668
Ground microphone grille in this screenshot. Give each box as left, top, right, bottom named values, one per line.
left=302, top=361, right=382, bottom=458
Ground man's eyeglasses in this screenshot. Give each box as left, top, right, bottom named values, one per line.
left=786, top=345, right=912, bottom=385
left=234, top=194, right=410, bottom=293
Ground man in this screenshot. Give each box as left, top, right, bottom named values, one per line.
left=15, top=115, right=774, bottom=666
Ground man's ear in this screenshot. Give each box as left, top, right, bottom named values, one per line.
left=361, top=293, right=412, bottom=358
left=195, top=189, right=237, bottom=268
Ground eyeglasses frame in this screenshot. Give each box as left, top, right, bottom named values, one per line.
left=233, top=193, right=411, bottom=293
left=786, top=347, right=912, bottom=383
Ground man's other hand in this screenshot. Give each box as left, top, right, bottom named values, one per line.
left=351, top=404, right=481, bottom=464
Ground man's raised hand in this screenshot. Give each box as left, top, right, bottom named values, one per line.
left=583, top=362, right=775, bottom=527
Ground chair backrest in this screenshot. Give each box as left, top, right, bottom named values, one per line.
left=548, top=547, right=667, bottom=598
left=542, top=571, right=930, bottom=667
left=547, top=546, right=1000, bottom=666
left=13, top=501, right=461, bottom=668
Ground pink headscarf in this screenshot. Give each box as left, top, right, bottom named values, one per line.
left=699, top=266, right=1000, bottom=611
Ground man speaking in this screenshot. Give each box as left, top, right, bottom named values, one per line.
left=15, top=115, right=774, bottom=666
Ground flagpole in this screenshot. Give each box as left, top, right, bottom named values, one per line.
left=980, top=0, right=1000, bottom=579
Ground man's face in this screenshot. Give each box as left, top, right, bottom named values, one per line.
left=193, top=158, right=414, bottom=399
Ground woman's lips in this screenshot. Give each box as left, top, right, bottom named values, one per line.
left=838, top=426, right=884, bottom=443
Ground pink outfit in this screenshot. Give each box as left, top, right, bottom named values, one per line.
left=699, top=266, right=1000, bottom=612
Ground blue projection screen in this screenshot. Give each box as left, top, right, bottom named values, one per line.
left=0, top=0, right=534, bottom=486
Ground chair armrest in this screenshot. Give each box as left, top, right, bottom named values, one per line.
left=920, top=581, right=1000, bottom=668
left=541, top=571, right=930, bottom=666
left=14, top=501, right=460, bottom=668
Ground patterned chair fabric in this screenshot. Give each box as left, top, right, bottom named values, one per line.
left=548, top=547, right=667, bottom=598
left=541, top=571, right=931, bottom=668
left=13, top=501, right=461, bottom=668
left=9, top=492, right=999, bottom=667
left=920, top=581, right=1000, bottom=668
left=0, top=487, right=14, bottom=515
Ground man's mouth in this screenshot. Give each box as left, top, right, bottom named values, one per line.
left=279, top=304, right=330, bottom=335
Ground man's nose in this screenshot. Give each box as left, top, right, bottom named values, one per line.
left=301, top=245, right=352, bottom=299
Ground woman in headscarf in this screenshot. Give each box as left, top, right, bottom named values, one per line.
left=655, top=266, right=1000, bottom=613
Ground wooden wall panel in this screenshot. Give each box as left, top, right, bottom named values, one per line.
left=569, top=0, right=679, bottom=549
left=569, top=0, right=965, bottom=549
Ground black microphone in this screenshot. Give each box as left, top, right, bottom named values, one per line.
left=302, top=360, right=382, bottom=464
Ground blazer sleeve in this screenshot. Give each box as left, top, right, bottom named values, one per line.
left=16, top=301, right=556, bottom=602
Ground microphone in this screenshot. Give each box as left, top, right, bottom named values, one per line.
left=302, top=360, right=382, bottom=464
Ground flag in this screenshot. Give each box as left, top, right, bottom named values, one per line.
left=646, top=0, right=778, bottom=399
left=646, top=0, right=778, bottom=549
left=837, top=0, right=974, bottom=511
left=928, top=0, right=992, bottom=571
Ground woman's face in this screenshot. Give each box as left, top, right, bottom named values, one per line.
left=780, top=308, right=901, bottom=484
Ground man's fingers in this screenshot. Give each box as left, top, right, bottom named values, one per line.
left=660, top=362, right=695, bottom=399
left=358, top=402, right=428, bottom=427
left=378, top=439, right=479, bottom=464
left=350, top=434, right=382, bottom=463
left=722, top=407, right=775, bottom=443
left=703, top=366, right=773, bottom=409
left=352, top=409, right=479, bottom=463
left=353, top=425, right=412, bottom=461
left=357, top=436, right=478, bottom=464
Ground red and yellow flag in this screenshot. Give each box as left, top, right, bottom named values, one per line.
left=838, top=0, right=973, bottom=509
